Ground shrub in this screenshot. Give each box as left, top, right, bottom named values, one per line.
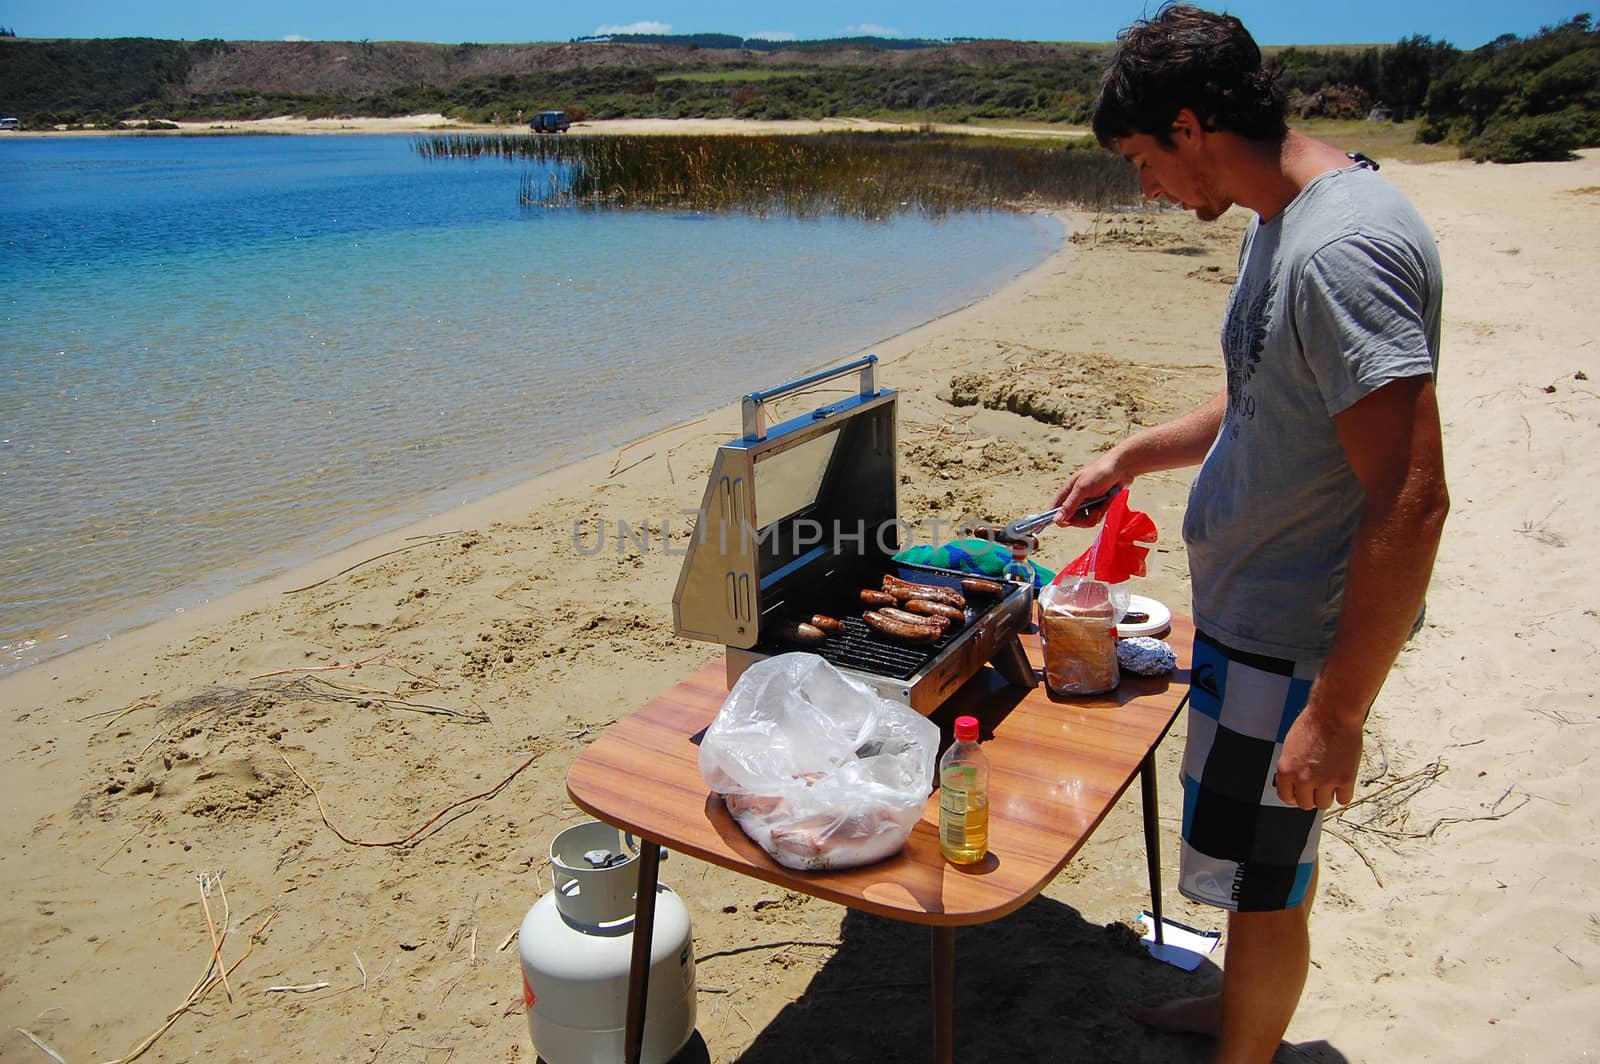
left=1421, top=15, right=1599, bottom=160
left=1465, top=110, right=1587, bottom=163
left=1290, top=83, right=1373, bottom=120
left=1417, top=113, right=1474, bottom=144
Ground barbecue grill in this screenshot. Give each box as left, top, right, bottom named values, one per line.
left=672, top=356, right=1037, bottom=715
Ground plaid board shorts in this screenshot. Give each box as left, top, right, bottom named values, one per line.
left=1179, top=629, right=1325, bottom=912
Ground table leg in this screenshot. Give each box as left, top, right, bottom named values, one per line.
left=1139, top=750, right=1165, bottom=946
left=930, top=926, right=955, bottom=1064
left=625, top=839, right=662, bottom=1064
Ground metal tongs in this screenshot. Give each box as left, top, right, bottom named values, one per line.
left=1000, top=487, right=1121, bottom=540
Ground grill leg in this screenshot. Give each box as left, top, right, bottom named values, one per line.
left=1140, top=751, right=1165, bottom=946
left=624, top=839, right=662, bottom=1064
left=989, top=635, right=1038, bottom=690
left=931, top=925, right=955, bottom=1064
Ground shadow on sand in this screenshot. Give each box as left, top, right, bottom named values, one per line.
left=724, top=893, right=1350, bottom=1064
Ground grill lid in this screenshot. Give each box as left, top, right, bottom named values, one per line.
left=673, top=356, right=897, bottom=649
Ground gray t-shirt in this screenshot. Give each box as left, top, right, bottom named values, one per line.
left=1183, top=164, right=1442, bottom=659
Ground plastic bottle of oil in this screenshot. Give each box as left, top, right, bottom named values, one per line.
left=938, top=715, right=990, bottom=864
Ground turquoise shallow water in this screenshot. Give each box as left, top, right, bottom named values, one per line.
left=0, top=133, right=1062, bottom=674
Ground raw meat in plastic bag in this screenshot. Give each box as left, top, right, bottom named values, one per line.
left=698, top=653, right=940, bottom=870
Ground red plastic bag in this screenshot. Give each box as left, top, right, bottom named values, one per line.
left=1054, top=491, right=1158, bottom=585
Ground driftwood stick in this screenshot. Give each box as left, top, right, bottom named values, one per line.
left=82, top=697, right=159, bottom=728
left=96, top=823, right=148, bottom=872
left=280, top=751, right=542, bottom=848
left=195, top=873, right=233, bottom=1003
left=297, top=675, right=486, bottom=721
left=1325, top=827, right=1384, bottom=888
left=694, top=939, right=842, bottom=963
left=606, top=452, right=655, bottom=479
left=99, top=909, right=275, bottom=1064
left=608, top=417, right=708, bottom=475
left=249, top=655, right=384, bottom=680
left=140, top=703, right=225, bottom=757
left=283, top=533, right=460, bottom=594
left=15, top=1028, right=68, bottom=1064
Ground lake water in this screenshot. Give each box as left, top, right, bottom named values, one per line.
left=0, top=133, right=1062, bottom=674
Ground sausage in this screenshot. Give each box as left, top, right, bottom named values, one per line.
left=1122, top=611, right=1150, bottom=625
left=859, top=588, right=897, bottom=607
left=809, top=614, right=845, bottom=634
left=905, top=599, right=965, bottom=625
left=879, top=606, right=948, bottom=633
left=960, top=576, right=1005, bottom=598
left=881, top=575, right=966, bottom=609
left=863, top=610, right=941, bottom=644
left=966, top=523, right=1033, bottom=549
left=772, top=621, right=825, bottom=645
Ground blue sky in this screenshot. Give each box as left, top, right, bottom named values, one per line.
left=1, top=1, right=1592, bottom=50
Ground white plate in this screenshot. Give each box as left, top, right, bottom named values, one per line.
left=1118, top=594, right=1171, bottom=638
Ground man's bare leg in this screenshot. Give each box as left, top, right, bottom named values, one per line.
left=1211, top=898, right=1311, bottom=1062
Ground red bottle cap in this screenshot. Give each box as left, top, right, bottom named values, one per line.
left=954, top=716, right=979, bottom=742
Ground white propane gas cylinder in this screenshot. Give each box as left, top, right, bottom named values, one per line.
left=519, top=822, right=696, bottom=1064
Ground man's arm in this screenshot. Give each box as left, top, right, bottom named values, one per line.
left=1052, top=390, right=1226, bottom=527
left=1276, top=374, right=1450, bottom=810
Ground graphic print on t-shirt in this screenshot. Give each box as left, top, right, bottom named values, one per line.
left=1221, top=276, right=1275, bottom=438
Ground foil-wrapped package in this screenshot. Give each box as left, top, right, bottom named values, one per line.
left=1116, top=636, right=1176, bottom=676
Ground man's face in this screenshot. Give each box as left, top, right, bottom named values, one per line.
left=1115, top=130, right=1231, bottom=222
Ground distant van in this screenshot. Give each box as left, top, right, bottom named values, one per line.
left=530, top=110, right=571, bottom=134
left=0, top=117, right=20, bottom=131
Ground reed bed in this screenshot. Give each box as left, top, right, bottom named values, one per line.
left=413, top=131, right=1141, bottom=218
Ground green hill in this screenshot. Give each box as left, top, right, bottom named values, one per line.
left=2, top=21, right=1596, bottom=162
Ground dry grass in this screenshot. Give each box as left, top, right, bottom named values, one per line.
left=1295, top=119, right=1464, bottom=164
left=415, top=130, right=1140, bottom=216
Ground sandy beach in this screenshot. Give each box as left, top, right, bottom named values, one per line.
left=3, top=144, right=1597, bottom=1064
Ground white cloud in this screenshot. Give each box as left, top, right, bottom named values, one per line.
left=844, top=23, right=903, bottom=37
left=282, top=34, right=309, bottom=41
left=594, top=21, right=672, bottom=35
left=747, top=30, right=797, bottom=41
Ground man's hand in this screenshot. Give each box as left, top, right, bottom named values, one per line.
left=1052, top=458, right=1123, bottom=528
left=1275, top=707, right=1363, bottom=810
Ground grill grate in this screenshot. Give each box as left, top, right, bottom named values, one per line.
left=809, top=614, right=956, bottom=680
left=734, top=562, right=1035, bottom=711
left=752, top=567, right=980, bottom=681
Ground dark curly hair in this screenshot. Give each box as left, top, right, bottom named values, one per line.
left=1092, top=3, right=1288, bottom=148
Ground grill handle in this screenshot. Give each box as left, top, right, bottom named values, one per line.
left=741, top=354, right=879, bottom=440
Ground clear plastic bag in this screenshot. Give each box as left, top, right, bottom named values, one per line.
left=698, top=653, right=941, bottom=870
left=1038, top=578, right=1127, bottom=694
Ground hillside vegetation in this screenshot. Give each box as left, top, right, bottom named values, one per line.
left=1, top=18, right=1596, bottom=162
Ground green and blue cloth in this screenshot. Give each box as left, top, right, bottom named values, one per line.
left=892, top=538, right=1057, bottom=589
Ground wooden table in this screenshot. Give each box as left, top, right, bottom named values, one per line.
left=567, top=617, right=1193, bottom=1063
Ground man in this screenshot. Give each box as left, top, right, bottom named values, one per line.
left=1053, top=5, right=1449, bottom=1062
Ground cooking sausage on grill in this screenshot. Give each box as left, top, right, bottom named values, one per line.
left=862, top=610, right=941, bottom=644
left=960, top=576, right=1005, bottom=598
left=905, top=599, right=965, bottom=625
left=772, top=621, right=826, bottom=646
left=809, top=614, right=845, bottom=634
left=859, top=588, right=897, bottom=607
left=881, top=575, right=966, bottom=609
left=879, top=606, right=948, bottom=633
